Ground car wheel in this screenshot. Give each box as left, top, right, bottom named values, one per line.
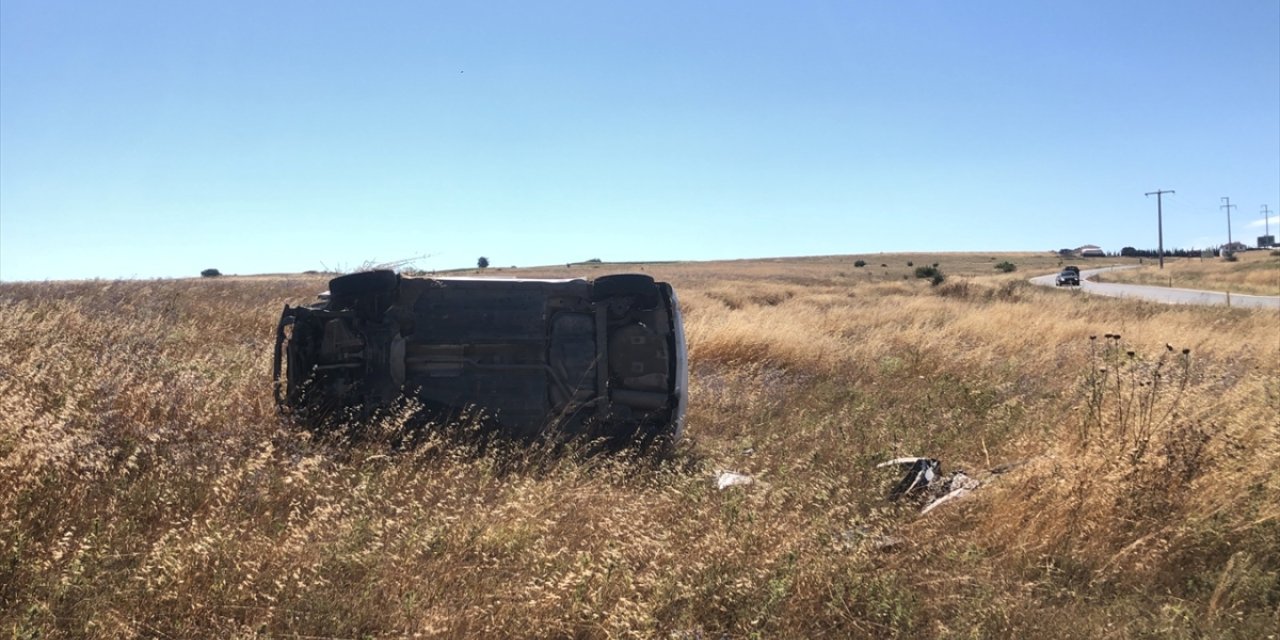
left=591, top=274, right=660, bottom=308
left=328, top=270, right=399, bottom=318
left=330, top=270, right=398, bottom=298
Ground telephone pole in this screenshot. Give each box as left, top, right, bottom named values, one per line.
left=1145, top=189, right=1174, bottom=269
left=1221, top=197, right=1237, bottom=247
left=1264, top=205, right=1274, bottom=246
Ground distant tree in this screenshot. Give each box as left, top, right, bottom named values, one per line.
left=994, top=261, right=1016, bottom=273
left=906, top=261, right=914, bottom=267
left=854, top=260, right=867, bottom=268
left=200, top=268, right=222, bottom=278
left=1120, top=246, right=1139, bottom=257
left=477, top=257, right=490, bottom=269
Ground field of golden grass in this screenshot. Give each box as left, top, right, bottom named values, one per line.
left=1093, top=249, right=1280, bottom=296
left=3, top=252, right=1277, bottom=638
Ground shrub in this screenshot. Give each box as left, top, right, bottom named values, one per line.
left=994, top=261, right=1017, bottom=273
left=477, top=257, right=490, bottom=269
left=906, top=261, right=914, bottom=267
left=908, top=264, right=945, bottom=285
left=200, top=268, right=221, bottom=278
left=854, top=260, right=867, bottom=268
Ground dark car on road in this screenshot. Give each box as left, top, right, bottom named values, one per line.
left=1056, top=267, right=1081, bottom=286
left=274, top=271, right=688, bottom=442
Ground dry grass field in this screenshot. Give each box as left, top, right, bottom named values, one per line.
left=3, top=252, right=1277, bottom=638
left=1093, top=249, right=1280, bottom=296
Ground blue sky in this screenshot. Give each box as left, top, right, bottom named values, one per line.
left=2, top=1, right=1278, bottom=280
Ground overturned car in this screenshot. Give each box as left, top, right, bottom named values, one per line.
left=274, top=271, right=688, bottom=442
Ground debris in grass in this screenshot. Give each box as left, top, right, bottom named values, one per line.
left=877, top=456, right=1025, bottom=515
left=877, top=457, right=941, bottom=500
left=920, top=471, right=982, bottom=515
left=716, top=471, right=755, bottom=490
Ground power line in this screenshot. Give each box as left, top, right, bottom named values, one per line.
left=1145, top=189, right=1174, bottom=269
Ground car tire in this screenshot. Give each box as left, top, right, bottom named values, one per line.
left=329, top=270, right=398, bottom=299
left=328, top=270, right=399, bottom=318
left=591, top=274, right=659, bottom=308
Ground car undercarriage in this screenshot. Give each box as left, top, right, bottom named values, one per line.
left=274, top=271, right=687, bottom=442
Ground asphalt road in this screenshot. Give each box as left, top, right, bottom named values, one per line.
left=1029, top=266, right=1280, bottom=310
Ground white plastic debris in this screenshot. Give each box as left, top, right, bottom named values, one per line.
left=875, top=456, right=927, bottom=468
left=716, top=471, right=754, bottom=490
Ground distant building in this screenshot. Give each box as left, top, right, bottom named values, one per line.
left=1222, top=241, right=1249, bottom=252
left=1076, top=245, right=1105, bottom=257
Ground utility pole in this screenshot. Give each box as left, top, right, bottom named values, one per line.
left=1145, top=189, right=1174, bottom=269
left=1264, top=205, right=1273, bottom=246
left=1220, top=197, right=1237, bottom=247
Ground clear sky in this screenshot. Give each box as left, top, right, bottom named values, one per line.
left=2, top=1, right=1278, bottom=280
